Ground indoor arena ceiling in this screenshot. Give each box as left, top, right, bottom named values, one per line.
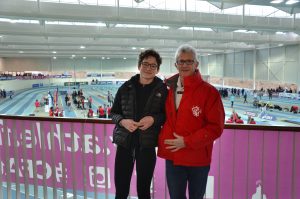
left=1, top=0, right=300, bottom=59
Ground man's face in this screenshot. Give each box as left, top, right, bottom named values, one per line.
left=175, top=52, right=198, bottom=78
left=138, top=56, right=159, bottom=80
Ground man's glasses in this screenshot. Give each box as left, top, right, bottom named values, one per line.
left=176, top=60, right=195, bottom=66
left=141, top=62, right=158, bottom=70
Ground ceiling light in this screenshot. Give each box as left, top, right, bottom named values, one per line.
left=52, top=51, right=56, bottom=54
left=286, top=0, right=299, bottom=5
left=71, top=54, right=75, bottom=57
left=80, top=45, right=86, bottom=49
left=106, top=57, right=110, bottom=59
left=0, top=35, right=2, bottom=38
left=276, top=31, right=285, bottom=35
left=101, top=57, right=105, bottom=59
left=83, top=57, right=86, bottom=59
left=123, top=57, right=127, bottom=60
left=270, top=0, right=284, bottom=3
left=53, top=57, right=57, bottom=59
left=19, top=51, right=24, bottom=53
left=132, top=47, right=137, bottom=50
left=278, top=44, right=284, bottom=46
left=234, top=29, right=248, bottom=33
left=140, top=47, right=145, bottom=50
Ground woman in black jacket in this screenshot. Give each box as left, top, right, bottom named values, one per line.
left=111, top=49, right=167, bottom=199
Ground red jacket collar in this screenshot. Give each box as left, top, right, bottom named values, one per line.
left=166, top=69, right=203, bottom=90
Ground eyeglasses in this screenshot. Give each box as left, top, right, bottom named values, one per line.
left=141, top=62, right=158, bottom=70
left=176, top=60, right=195, bottom=66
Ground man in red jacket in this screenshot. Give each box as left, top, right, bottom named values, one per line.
left=158, top=44, right=225, bottom=199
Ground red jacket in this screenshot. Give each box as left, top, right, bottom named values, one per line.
left=158, top=71, right=225, bottom=166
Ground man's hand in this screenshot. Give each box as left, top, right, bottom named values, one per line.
left=120, top=119, right=139, bottom=133
left=138, top=116, right=154, bottom=131
left=164, top=133, right=186, bottom=152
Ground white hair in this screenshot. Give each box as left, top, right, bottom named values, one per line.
left=174, top=44, right=199, bottom=62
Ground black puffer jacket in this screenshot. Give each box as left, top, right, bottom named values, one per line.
left=111, top=74, right=168, bottom=149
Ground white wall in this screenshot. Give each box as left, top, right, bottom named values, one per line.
left=2, top=44, right=300, bottom=88
left=200, top=44, right=300, bottom=88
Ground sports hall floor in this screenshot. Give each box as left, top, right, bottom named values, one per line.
left=0, top=84, right=299, bottom=126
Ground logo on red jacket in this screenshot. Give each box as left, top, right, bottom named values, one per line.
left=192, top=106, right=201, bottom=117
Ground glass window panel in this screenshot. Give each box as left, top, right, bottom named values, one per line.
left=195, top=1, right=220, bottom=13
left=165, top=0, right=182, bottom=11
left=223, top=5, right=243, bottom=15
left=98, top=0, right=116, bottom=6
left=149, top=0, right=166, bottom=10
left=186, top=0, right=196, bottom=12
left=79, top=0, right=97, bottom=5
left=133, top=0, right=150, bottom=8
left=119, top=0, right=133, bottom=8
left=60, top=0, right=80, bottom=4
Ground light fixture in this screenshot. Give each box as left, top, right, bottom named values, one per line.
left=123, top=57, right=127, bottom=60
left=52, top=51, right=57, bottom=54
left=286, top=0, right=299, bottom=5
left=53, top=57, right=57, bottom=59
left=276, top=31, right=285, bottom=35
left=132, top=47, right=136, bottom=50
left=102, top=57, right=105, bottom=59
left=140, top=47, right=145, bottom=50
left=19, top=51, right=24, bottom=53
left=80, top=45, right=86, bottom=49
left=270, top=0, right=284, bottom=3
left=106, top=57, right=110, bottom=59
left=83, top=57, right=86, bottom=59
left=278, top=44, right=284, bottom=46
left=71, top=54, right=76, bottom=57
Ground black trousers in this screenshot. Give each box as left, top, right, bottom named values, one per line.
left=114, top=145, right=156, bottom=199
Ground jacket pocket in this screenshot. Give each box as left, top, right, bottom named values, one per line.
left=140, top=130, right=158, bottom=148
left=113, top=126, right=131, bottom=148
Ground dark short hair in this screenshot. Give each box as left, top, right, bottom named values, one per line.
left=138, top=49, right=162, bottom=70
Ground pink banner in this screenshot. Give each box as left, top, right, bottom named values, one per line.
left=0, top=119, right=299, bottom=198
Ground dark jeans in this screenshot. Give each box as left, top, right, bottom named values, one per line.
left=166, top=160, right=210, bottom=199
left=114, top=146, right=156, bottom=199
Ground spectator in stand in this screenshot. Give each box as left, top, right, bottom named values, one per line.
left=65, top=94, right=69, bottom=105
left=59, top=109, right=64, bottom=117
left=54, top=107, right=59, bottom=117
left=249, top=118, right=256, bottom=124
left=247, top=116, right=256, bottom=124
left=268, top=89, right=273, bottom=100
left=35, top=100, right=40, bottom=112
left=49, top=107, right=54, bottom=117
left=230, top=94, right=235, bottom=108
left=235, top=116, right=244, bottom=124
left=87, top=108, right=94, bottom=118
left=106, top=105, right=112, bottom=118
left=88, top=96, right=93, bottom=109
left=67, top=96, right=72, bottom=111
left=225, top=116, right=234, bottom=123
left=97, top=106, right=105, bottom=118
left=243, top=91, right=248, bottom=103
left=290, top=105, right=299, bottom=114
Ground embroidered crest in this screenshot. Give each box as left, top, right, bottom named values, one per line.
left=192, top=106, right=201, bottom=117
